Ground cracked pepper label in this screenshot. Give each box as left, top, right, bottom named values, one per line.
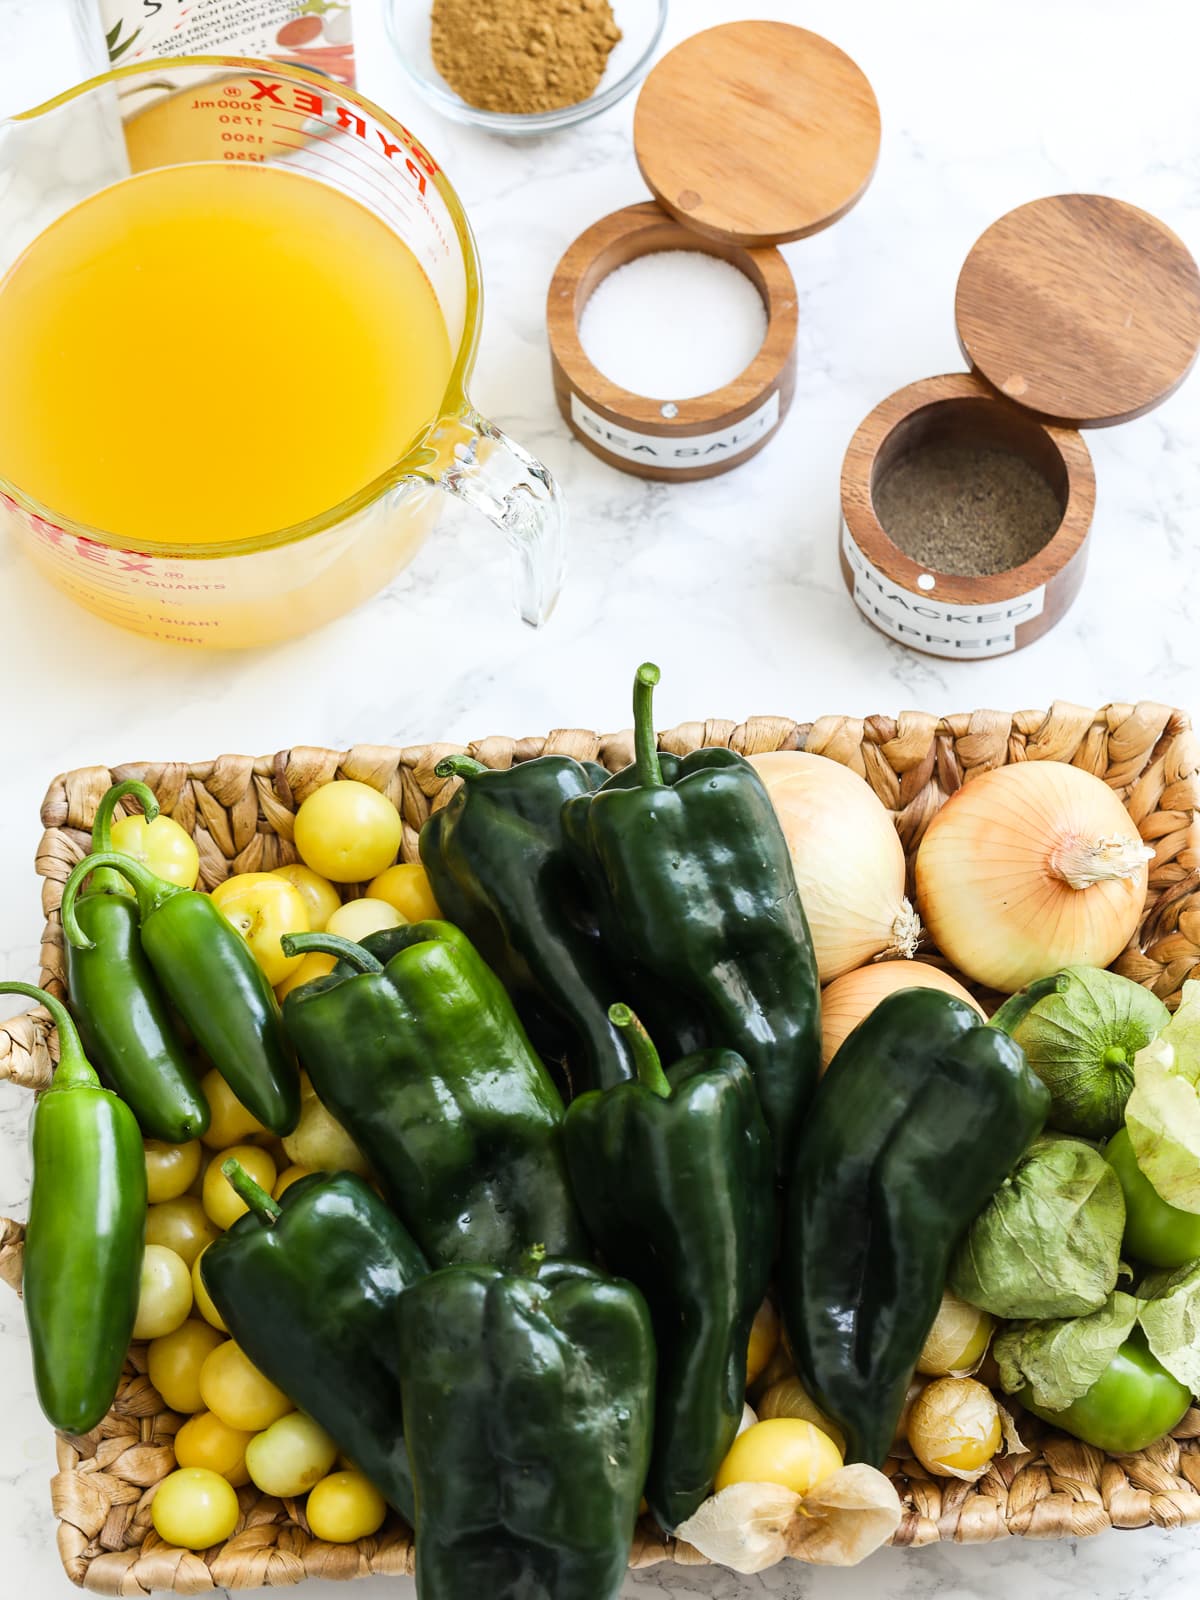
left=97, top=0, right=355, bottom=83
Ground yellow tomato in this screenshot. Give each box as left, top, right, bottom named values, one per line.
left=199, top=1069, right=271, bottom=1150
left=146, top=1196, right=220, bottom=1267
left=199, top=1340, right=292, bottom=1432
left=272, top=863, right=342, bottom=932
left=325, top=898, right=402, bottom=942
left=715, top=1418, right=843, bottom=1496
left=274, top=1164, right=315, bottom=1200
left=174, top=1411, right=253, bottom=1487
left=202, top=1143, right=277, bottom=1231
left=192, top=1246, right=228, bottom=1333
left=282, top=1080, right=369, bottom=1175
left=133, top=1245, right=193, bottom=1340
left=306, top=1470, right=387, bottom=1542
left=145, top=1139, right=202, bottom=1203
left=148, top=1319, right=225, bottom=1412
left=211, top=873, right=309, bottom=986
left=366, top=863, right=441, bottom=924
left=245, top=1412, right=339, bottom=1498
left=275, top=951, right=336, bottom=1002
left=152, top=1467, right=239, bottom=1549
left=294, top=781, right=402, bottom=883
left=746, top=1298, right=780, bottom=1387
left=110, top=811, right=200, bottom=890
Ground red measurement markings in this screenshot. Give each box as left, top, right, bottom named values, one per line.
left=269, top=137, right=414, bottom=233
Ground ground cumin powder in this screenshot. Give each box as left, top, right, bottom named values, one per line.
left=431, top=0, right=622, bottom=115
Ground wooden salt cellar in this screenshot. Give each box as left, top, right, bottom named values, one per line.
left=547, top=22, right=880, bottom=481
left=842, top=195, right=1200, bottom=658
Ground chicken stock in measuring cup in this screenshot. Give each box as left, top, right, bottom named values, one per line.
left=0, top=58, right=564, bottom=646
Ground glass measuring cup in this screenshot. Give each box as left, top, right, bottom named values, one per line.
left=0, top=57, right=565, bottom=648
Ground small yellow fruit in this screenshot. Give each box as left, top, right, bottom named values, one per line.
left=174, top=1411, right=253, bottom=1487
left=151, top=1467, right=239, bottom=1549
left=745, top=1298, right=780, bottom=1387
left=276, top=951, right=336, bottom=1001
left=245, top=1412, right=339, bottom=1497
left=274, top=1165, right=315, bottom=1200
left=134, top=1244, right=193, bottom=1340
left=306, top=1469, right=387, bottom=1542
left=202, top=1144, right=277, bottom=1230
left=191, top=1246, right=228, bottom=1333
left=715, top=1418, right=843, bottom=1496
left=325, top=898, right=402, bottom=942
left=212, top=873, right=309, bottom=986
left=200, top=1069, right=271, bottom=1150
left=294, top=781, right=402, bottom=883
left=145, top=1196, right=220, bottom=1267
left=367, top=863, right=441, bottom=923
left=148, top=1319, right=225, bottom=1413
left=199, top=1341, right=292, bottom=1432
left=271, top=863, right=341, bottom=932
left=144, top=1139, right=202, bottom=1204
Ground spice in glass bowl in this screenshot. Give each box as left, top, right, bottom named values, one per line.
left=872, top=442, right=1063, bottom=577
left=430, top=0, right=622, bottom=115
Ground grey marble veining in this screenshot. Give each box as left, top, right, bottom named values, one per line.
left=1, top=0, right=1198, bottom=1594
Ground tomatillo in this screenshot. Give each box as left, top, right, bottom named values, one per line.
left=1105, top=1127, right=1200, bottom=1270
left=1022, top=1328, right=1190, bottom=1454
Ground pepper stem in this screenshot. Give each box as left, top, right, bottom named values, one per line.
left=222, top=1158, right=282, bottom=1224
left=60, top=851, right=179, bottom=951
left=435, top=755, right=489, bottom=781
left=0, top=980, right=97, bottom=1089
left=633, top=663, right=664, bottom=788
left=88, top=780, right=160, bottom=897
left=989, top=972, right=1068, bottom=1035
left=519, top=1242, right=547, bottom=1280
left=609, top=1002, right=671, bottom=1098
left=280, top=931, right=386, bottom=973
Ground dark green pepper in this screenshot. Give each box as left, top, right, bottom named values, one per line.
left=564, top=1005, right=773, bottom=1531
left=280, top=924, right=588, bottom=1268
left=66, top=782, right=209, bottom=1142
left=202, top=1161, right=428, bottom=1523
left=781, top=988, right=1049, bottom=1466
left=420, top=751, right=644, bottom=1092
left=12, top=981, right=145, bottom=1433
left=1021, top=1327, right=1191, bottom=1453
left=561, top=663, right=821, bottom=1166
left=1105, top=1126, right=1200, bottom=1269
left=397, top=1250, right=655, bottom=1600
left=60, top=851, right=299, bottom=1136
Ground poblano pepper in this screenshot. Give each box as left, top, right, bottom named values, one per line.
left=561, top=663, right=821, bottom=1166
left=563, top=1005, right=773, bottom=1531
left=397, top=1250, right=655, bottom=1600
left=202, top=1161, right=428, bottom=1523
left=280, top=923, right=588, bottom=1268
left=781, top=988, right=1049, bottom=1466
left=66, top=781, right=209, bottom=1142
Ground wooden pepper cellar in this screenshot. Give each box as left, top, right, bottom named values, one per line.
left=841, top=195, right=1200, bottom=658
left=547, top=21, right=880, bottom=480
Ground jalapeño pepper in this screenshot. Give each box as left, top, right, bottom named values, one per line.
left=60, top=852, right=299, bottom=1135
left=65, top=781, right=208, bottom=1142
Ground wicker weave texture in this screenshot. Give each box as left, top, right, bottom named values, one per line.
left=3, top=699, right=1200, bottom=1590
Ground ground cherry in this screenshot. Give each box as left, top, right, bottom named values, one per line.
left=275, top=951, right=336, bottom=1002
left=199, top=1341, right=292, bottom=1432
left=152, top=1467, right=239, bottom=1549
left=145, top=1139, right=202, bottom=1203
left=148, top=1319, right=225, bottom=1412
left=274, top=1164, right=315, bottom=1200
left=271, top=863, right=342, bottom=932
left=325, top=898, right=402, bottom=942
left=174, top=1411, right=253, bottom=1487
left=134, top=1245, right=193, bottom=1340
left=110, top=812, right=199, bottom=890
left=294, top=781, right=402, bottom=883
left=715, top=1418, right=843, bottom=1496
left=211, top=873, right=309, bottom=986
left=306, top=1469, right=387, bottom=1542
left=366, top=863, right=441, bottom=923
left=146, top=1196, right=220, bottom=1267
left=245, top=1412, right=338, bottom=1497
left=202, top=1143, right=277, bottom=1230
left=192, top=1246, right=228, bottom=1332
left=746, top=1298, right=780, bottom=1387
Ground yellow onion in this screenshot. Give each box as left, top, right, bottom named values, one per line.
left=749, top=752, right=920, bottom=982
left=906, top=1378, right=1001, bottom=1481
left=757, top=1377, right=847, bottom=1456
left=915, top=762, right=1152, bottom=993
left=819, top=961, right=985, bottom=1069
left=916, top=1291, right=994, bottom=1377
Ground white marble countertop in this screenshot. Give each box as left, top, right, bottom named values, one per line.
left=1, top=0, right=1198, bottom=1594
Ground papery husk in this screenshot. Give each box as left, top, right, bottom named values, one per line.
left=673, top=1465, right=901, bottom=1572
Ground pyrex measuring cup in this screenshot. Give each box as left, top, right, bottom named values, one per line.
left=0, top=57, right=565, bottom=647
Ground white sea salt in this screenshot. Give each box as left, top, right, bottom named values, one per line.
left=578, top=250, right=769, bottom=401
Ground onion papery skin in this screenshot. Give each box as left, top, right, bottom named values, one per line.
left=915, top=763, right=1150, bottom=994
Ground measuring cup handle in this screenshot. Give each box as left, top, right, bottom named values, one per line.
left=437, top=409, right=566, bottom=628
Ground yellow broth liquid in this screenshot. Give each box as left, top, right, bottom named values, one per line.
left=0, top=163, right=453, bottom=545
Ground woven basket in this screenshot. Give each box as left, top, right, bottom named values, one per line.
left=5, top=699, right=1200, bottom=1592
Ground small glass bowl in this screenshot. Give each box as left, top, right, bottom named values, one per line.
left=385, top=0, right=669, bottom=135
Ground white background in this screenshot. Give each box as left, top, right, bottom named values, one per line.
left=1, top=0, right=1199, bottom=1595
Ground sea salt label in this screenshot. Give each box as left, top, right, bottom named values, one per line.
left=95, top=0, right=355, bottom=82
left=570, top=391, right=781, bottom=470
left=841, top=520, right=1046, bottom=658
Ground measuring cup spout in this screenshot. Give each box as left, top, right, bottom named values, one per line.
left=436, top=409, right=567, bottom=627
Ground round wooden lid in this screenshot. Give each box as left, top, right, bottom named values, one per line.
left=955, top=195, right=1200, bottom=428
left=633, top=22, right=880, bottom=248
